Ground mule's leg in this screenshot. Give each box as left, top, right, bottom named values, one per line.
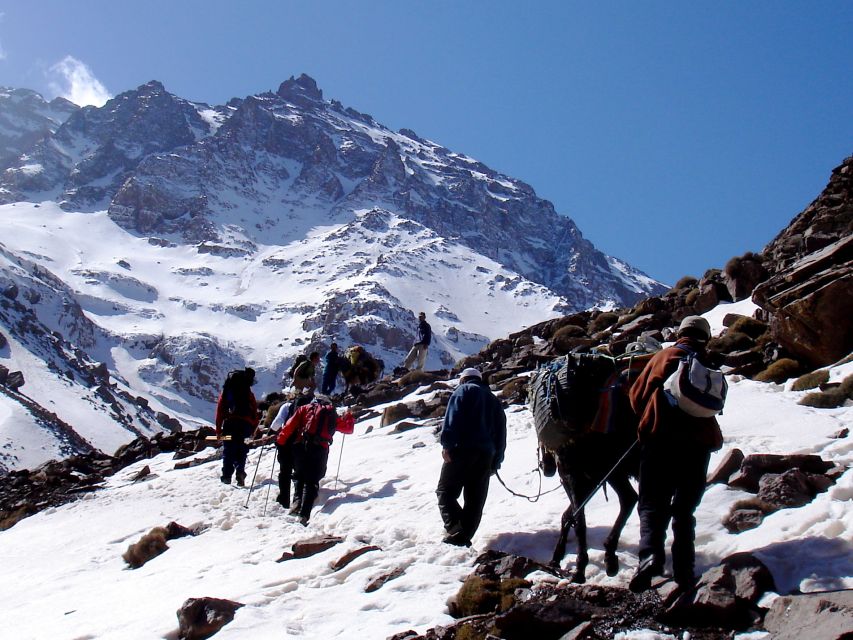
left=602, top=473, right=638, bottom=577
left=570, top=481, right=590, bottom=584
left=550, top=472, right=575, bottom=568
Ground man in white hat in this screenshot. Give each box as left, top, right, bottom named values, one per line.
left=436, top=367, right=506, bottom=546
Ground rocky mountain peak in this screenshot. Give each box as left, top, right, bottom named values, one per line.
left=277, top=73, right=323, bottom=106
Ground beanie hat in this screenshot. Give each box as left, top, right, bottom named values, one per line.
left=677, top=316, right=712, bottom=340
left=459, top=367, right=482, bottom=381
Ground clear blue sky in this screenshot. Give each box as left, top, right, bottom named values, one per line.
left=2, top=1, right=851, bottom=285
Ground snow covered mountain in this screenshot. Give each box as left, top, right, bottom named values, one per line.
left=0, top=75, right=665, bottom=470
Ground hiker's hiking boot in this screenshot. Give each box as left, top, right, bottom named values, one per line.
left=220, top=475, right=231, bottom=485
left=442, top=532, right=472, bottom=547
left=629, top=557, right=664, bottom=593
left=298, top=515, right=309, bottom=527
left=288, top=501, right=302, bottom=516
left=235, top=471, right=246, bottom=487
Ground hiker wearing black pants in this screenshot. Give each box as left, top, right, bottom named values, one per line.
left=437, top=368, right=506, bottom=547
left=628, top=316, right=723, bottom=592
left=215, top=368, right=259, bottom=486
left=276, top=397, right=338, bottom=525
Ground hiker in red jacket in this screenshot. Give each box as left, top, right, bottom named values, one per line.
left=215, top=368, right=260, bottom=486
left=628, top=316, right=723, bottom=592
left=276, top=397, right=354, bottom=525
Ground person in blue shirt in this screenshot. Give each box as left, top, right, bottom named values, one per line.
left=436, top=367, right=507, bottom=546
left=403, top=311, right=432, bottom=371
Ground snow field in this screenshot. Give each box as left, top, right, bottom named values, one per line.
left=0, top=366, right=850, bottom=639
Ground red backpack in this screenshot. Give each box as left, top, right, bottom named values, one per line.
left=297, top=402, right=338, bottom=446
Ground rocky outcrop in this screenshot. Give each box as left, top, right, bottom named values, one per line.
left=763, top=591, right=853, bottom=640
left=0, top=87, right=78, bottom=170
left=753, top=235, right=853, bottom=368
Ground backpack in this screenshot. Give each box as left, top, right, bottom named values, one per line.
left=663, top=346, right=727, bottom=418
left=222, top=369, right=251, bottom=415
left=297, top=402, right=338, bottom=446
left=528, top=353, right=614, bottom=450
left=288, top=354, right=309, bottom=379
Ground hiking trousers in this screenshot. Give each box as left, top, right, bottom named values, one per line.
left=403, top=343, right=428, bottom=370
left=221, top=438, right=248, bottom=481
left=292, top=443, right=329, bottom=520
left=637, top=437, right=711, bottom=582
left=276, top=443, right=295, bottom=506
left=436, top=448, right=493, bottom=542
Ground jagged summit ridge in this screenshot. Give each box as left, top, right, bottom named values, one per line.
left=1, top=75, right=664, bottom=309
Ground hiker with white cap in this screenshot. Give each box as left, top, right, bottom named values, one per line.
left=627, top=315, right=724, bottom=593
left=436, top=367, right=507, bottom=546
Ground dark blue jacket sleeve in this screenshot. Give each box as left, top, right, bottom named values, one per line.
left=418, top=321, right=432, bottom=346
left=491, top=396, right=507, bottom=469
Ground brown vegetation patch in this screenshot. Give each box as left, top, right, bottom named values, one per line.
left=754, top=358, right=800, bottom=384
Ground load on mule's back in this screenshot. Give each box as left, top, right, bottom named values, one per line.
left=527, top=349, right=650, bottom=583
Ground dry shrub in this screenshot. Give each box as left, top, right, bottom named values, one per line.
left=123, top=527, right=169, bottom=569
left=729, top=316, right=768, bottom=339
left=552, top=325, right=588, bottom=353
left=589, top=311, right=619, bottom=334
left=674, top=276, right=698, bottom=290
left=755, top=358, right=800, bottom=384
left=708, top=330, right=754, bottom=354
left=685, top=289, right=700, bottom=307
left=724, top=251, right=764, bottom=279
left=398, top=370, right=433, bottom=386
left=791, top=369, right=830, bottom=392
left=799, top=374, right=853, bottom=408
left=452, top=576, right=530, bottom=618
left=498, top=377, right=527, bottom=404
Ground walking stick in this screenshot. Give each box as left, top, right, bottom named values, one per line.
left=262, top=444, right=278, bottom=516
left=333, top=434, right=346, bottom=491
left=244, top=439, right=269, bottom=509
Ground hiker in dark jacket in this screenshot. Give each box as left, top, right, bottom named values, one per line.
left=437, top=368, right=507, bottom=546
left=628, top=315, right=724, bottom=592
left=276, top=397, right=338, bottom=525
left=321, top=343, right=341, bottom=395
left=215, top=368, right=260, bottom=486
left=266, top=394, right=313, bottom=508
left=403, top=311, right=432, bottom=371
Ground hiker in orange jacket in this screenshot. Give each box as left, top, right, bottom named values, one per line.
left=628, top=316, right=723, bottom=592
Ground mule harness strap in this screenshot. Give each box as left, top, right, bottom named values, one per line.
left=495, top=465, right=563, bottom=503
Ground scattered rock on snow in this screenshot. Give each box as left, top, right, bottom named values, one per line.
left=176, top=596, right=243, bottom=640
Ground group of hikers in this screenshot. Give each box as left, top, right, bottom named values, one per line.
left=213, top=308, right=721, bottom=592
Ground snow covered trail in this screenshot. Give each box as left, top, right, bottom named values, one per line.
left=0, top=370, right=851, bottom=639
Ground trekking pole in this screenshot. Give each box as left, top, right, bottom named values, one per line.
left=244, top=439, right=269, bottom=509
left=333, top=434, right=346, bottom=491
left=262, top=444, right=278, bottom=517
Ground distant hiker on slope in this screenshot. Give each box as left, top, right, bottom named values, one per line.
left=215, top=368, right=260, bottom=486
left=402, top=311, right=432, bottom=371
left=628, top=316, right=724, bottom=593
left=437, top=367, right=506, bottom=547
left=292, top=352, right=320, bottom=394
left=275, top=396, right=354, bottom=525
left=321, top=343, right=342, bottom=395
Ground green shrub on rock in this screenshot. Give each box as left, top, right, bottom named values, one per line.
left=755, top=358, right=800, bottom=384
left=791, top=370, right=830, bottom=392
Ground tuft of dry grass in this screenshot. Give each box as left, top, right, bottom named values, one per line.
left=799, top=374, right=853, bottom=408
left=791, top=369, right=830, bottom=392
left=755, top=358, right=800, bottom=384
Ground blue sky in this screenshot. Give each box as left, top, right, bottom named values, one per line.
left=1, top=1, right=851, bottom=285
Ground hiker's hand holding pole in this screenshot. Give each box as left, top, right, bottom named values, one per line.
left=442, top=448, right=452, bottom=463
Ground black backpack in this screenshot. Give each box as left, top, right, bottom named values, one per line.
left=288, top=354, right=309, bottom=379
left=222, top=369, right=252, bottom=415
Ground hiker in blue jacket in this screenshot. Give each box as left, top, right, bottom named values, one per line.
left=436, top=367, right=507, bottom=546
left=403, top=311, right=432, bottom=371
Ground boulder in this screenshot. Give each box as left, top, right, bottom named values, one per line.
left=753, top=235, right=853, bottom=368
left=757, top=469, right=815, bottom=510
left=5, top=370, right=25, bottom=391
left=728, top=454, right=834, bottom=493
left=763, top=591, right=853, bottom=640
left=176, top=597, right=243, bottom=640
left=707, top=448, right=744, bottom=485
left=330, top=545, right=381, bottom=571
left=365, top=565, right=405, bottom=592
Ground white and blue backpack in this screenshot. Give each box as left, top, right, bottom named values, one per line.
left=663, top=345, right=727, bottom=418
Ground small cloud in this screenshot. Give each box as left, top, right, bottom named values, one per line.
left=48, top=55, right=111, bottom=107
